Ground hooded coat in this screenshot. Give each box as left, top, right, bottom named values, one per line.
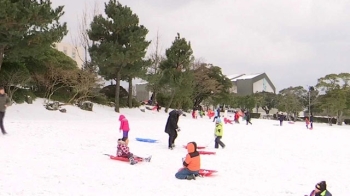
left=164, top=110, right=180, bottom=134
left=183, top=142, right=200, bottom=171
left=119, top=115, right=130, bottom=131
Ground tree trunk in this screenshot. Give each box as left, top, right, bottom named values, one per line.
left=0, top=46, right=5, bottom=72
left=114, top=72, right=121, bottom=113
left=165, top=89, right=176, bottom=113
left=151, top=88, right=157, bottom=105
left=128, top=76, right=133, bottom=108
left=337, top=110, right=343, bottom=125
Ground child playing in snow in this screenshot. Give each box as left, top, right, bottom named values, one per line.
left=305, top=117, right=310, bottom=129
left=175, top=142, right=201, bottom=180
left=116, top=138, right=151, bottom=165
left=214, top=118, right=225, bottom=149
left=119, top=115, right=130, bottom=140
left=308, top=181, right=332, bottom=196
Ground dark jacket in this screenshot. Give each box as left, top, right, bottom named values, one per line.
left=245, top=112, right=251, bottom=120
left=310, top=115, right=314, bottom=122
left=0, top=93, right=10, bottom=112
left=279, top=114, right=284, bottom=121
left=165, top=110, right=180, bottom=134
left=217, top=108, right=221, bottom=117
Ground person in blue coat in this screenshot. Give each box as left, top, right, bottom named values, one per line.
left=212, top=107, right=220, bottom=122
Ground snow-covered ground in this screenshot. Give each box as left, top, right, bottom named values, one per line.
left=1, top=99, right=349, bottom=195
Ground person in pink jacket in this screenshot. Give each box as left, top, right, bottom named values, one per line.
left=119, top=115, right=130, bottom=140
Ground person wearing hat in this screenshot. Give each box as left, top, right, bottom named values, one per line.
left=214, top=118, right=225, bottom=149
left=0, top=86, right=11, bottom=135
left=164, top=109, right=182, bottom=150
left=309, top=181, right=332, bottom=196
left=116, top=138, right=151, bottom=165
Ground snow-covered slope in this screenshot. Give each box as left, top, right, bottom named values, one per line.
left=0, top=99, right=349, bottom=195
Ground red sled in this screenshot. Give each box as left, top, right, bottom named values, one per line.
left=183, top=145, right=206, bottom=149
left=178, top=168, right=218, bottom=177
left=108, top=155, right=143, bottom=162
left=198, top=151, right=216, bottom=155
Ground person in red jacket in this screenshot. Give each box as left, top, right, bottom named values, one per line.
left=116, top=138, right=151, bottom=165
left=119, top=115, right=130, bottom=140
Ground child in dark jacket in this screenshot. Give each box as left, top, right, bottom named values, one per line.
left=117, top=138, right=151, bottom=165
left=175, top=142, right=201, bottom=180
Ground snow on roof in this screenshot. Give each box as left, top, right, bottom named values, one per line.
left=226, top=74, right=245, bottom=80
left=231, top=73, right=263, bottom=81
left=136, top=82, right=148, bottom=85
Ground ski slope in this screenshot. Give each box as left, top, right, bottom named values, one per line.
left=0, top=99, right=349, bottom=195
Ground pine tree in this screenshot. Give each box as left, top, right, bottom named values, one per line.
left=160, top=33, right=193, bottom=112
left=0, top=0, right=67, bottom=71
left=88, top=0, right=150, bottom=112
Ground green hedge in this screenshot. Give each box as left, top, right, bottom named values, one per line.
left=250, top=113, right=261, bottom=119
left=12, top=89, right=37, bottom=104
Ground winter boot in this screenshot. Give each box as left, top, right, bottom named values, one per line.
left=172, top=143, right=175, bottom=148
left=186, top=174, right=196, bottom=180
left=168, top=147, right=173, bottom=150
left=129, top=156, right=138, bottom=165
left=144, top=156, right=152, bottom=162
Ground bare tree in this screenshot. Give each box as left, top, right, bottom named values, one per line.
left=0, top=69, right=31, bottom=101
left=68, top=69, right=102, bottom=103
left=71, top=1, right=100, bottom=68
left=147, top=31, right=165, bottom=104
left=32, top=64, right=73, bottom=103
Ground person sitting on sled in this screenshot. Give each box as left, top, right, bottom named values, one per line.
left=309, top=181, right=332, bottom=196
left=117, top=138, right=151, bottom=165
left=175, top=142, right=201, bottom=180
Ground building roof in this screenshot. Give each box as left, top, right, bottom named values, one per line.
left=226, top=74, right=245, bottom=80
left=228, top=73, right=276, bottom=93
left=229, top=73, right=263, bottom=81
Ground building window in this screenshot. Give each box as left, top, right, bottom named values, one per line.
left=63, top=47, right=67, bottom=55
left=72, top=50, right=76, bottom=59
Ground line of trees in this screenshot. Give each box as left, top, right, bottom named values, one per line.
left=0, top=1, right=349, bottom=125
left=230, top=73, right=350, bottom=125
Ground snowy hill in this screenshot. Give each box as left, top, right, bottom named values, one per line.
left=1, top=99, right=349, bottom=195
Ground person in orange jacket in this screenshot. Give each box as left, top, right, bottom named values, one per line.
left=175, top=142, right=201, bottom=180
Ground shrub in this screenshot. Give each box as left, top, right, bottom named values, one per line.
left=250, top=113, right=261, bottom=119
left=12, top=88, right=37, bottom=104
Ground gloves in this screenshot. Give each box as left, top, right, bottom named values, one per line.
left=176, top=128, right=181, bottom=132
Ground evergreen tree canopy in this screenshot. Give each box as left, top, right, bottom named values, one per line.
left=0, top=0, right=67, bottom=71
left=88, top=0, right=150, bottom=80
left=87, top=0, right=150, bottom=112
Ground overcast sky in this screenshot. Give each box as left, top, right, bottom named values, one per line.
left=52, top=0, right=350, bottom=91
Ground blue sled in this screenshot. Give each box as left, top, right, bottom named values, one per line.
left=135, top=138, right=158, bottom=143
